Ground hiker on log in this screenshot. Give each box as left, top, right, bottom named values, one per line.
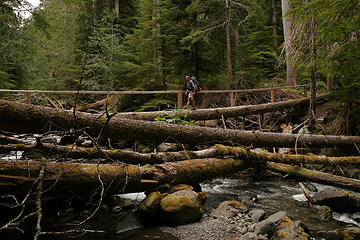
left=185, top=75, right=196, bottom=109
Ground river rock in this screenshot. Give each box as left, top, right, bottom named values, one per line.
left=312, top=186, right=360, bottom=212
left=312, top=204, right=332, bottom=220
left=160, top=189, right=204, bottom=225
left=211, top=200, right=249, bottom=219
left=271, top=217, right=309, bottom=240
left=169, top=184, right=194, bottom=193
left=137, top=191, right=162, bottom=217
left=253, top=211, right=287, bottom=235
left=317, top=227, right=360, bottom=240
left=239, top=232, right=259, bottom=240
left=250, top=209, right=266, bottom=222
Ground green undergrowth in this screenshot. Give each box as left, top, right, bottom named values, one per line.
left=154, top=109, right=197, bottom=126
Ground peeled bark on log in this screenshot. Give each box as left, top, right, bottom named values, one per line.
left=113, top=97, right=325, bottom=121
left=267, top=162, right=360, bottom=192
left=0, top=158, right=249, bottom=198
left=0, top=100, right=359, bottom=148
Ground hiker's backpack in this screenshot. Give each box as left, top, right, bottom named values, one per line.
left=191, top=77, right=201, bottom=92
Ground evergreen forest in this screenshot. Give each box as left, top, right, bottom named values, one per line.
left=0, top=0, right=359, bottom=114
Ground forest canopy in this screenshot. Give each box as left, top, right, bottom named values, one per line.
left=0, top=0, right=359, bottom=110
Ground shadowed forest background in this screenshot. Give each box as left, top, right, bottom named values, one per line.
left=0, top=0, right=359, bottom=130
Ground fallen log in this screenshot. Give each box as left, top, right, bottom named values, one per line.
left=113, top=96, right=326, bottom=121
left=267, top=162, right=360, bottom=192
left=0, top=100, right=359, bottom=148
left=71, top=96, right=113, bottom=112
left=2, top=143, right=360, bottom=167
left=0, top=158, right=249, bottom=198
left=0, top=143, right=222, bottom=164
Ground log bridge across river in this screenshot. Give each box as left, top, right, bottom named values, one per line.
left=0, top=84, right=307, bottom=111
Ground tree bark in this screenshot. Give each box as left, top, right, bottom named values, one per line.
left=0, top=100, right=359, bottom=148
left=225, top=0, right=233, bottom=88
left=309, top=15, right=317, bottom=115
left=113, top=96, right=325, bottom=121
left=281, top=0, right=297, bottom=85
left=267, top=162, right=360, bottom=192
left=114, top=0, right=119, bottom=15
left=272, top=0, right=278, bottom=49
left=0, top=158, right=249, bottom=198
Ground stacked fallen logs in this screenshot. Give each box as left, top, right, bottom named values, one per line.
left=0, top=99, right=359, bottom=201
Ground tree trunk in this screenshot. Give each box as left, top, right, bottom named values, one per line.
left=113, top=96, right=325, bottom=121
left=114, top=0, right=119, bottom=15
left=309, top=15, right=317, bottom=115
left=267, top=162, right=360, bottom=192
left=225, top=0, right=233, bottom=88
left=1, top=100, right=359, bottom=148
left=281, top=0, right=296, bottom=85
left=152, top=0, right=164, bottom=87
left=272, top=0, right=278, bottom=49
left=0, top=158, right=249, bottom=198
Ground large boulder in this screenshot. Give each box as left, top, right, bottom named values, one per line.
left=271, top=217, right=309, bottom=240
left=312, top=187, right=360, bottom=213
left=160, top=189, right=204, bottom=225
left=137, top=191, right=162, bottom=217
left=211, top=200, right=249, bottom=219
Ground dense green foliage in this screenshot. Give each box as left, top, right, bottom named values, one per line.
left=0, top=0, right=359, bottom=114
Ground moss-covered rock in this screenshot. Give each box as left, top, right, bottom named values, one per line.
left=160, top=189, right=203, bottom=225
left=313, top=205, right=332, bottom=220
left=272, top=217, right=309, bottom=240
left=169, top=184, right=194, bottom=193
left=137, top=191, right=162, bottom=217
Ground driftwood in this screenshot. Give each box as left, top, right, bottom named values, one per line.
left=2, top=142, right=360, bottom=167
left=113, top=96, right=326, bottom=121
left=0, top=158, right=249, bottom=198
left=267, top=162, right=360, bottom=192
left=0, top=100, right=359, bottom=148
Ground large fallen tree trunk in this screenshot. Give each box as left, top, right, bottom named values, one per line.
left=2, top=142, right=360, bottom=167
left=0, top=100, right=359, bottom=148
left=112, top=96, right=326, bottom=121
left=0, top=158, right=249, bottom=198
left=267, top=162, right=360, bottom=192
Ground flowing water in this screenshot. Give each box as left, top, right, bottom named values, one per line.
left=120, top=174, right=357, bottom=239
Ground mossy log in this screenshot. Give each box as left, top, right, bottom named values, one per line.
left=0, top=143, right=222, bottom=164
left=0, top=99, right=359, bottom=148
left=0, top=157, right=249, bottom=198
left=113, top=96, right=326, bottom=121
left=2, top=143, right=360, bottom=167
left=267, top=162, right=360, bottom=192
